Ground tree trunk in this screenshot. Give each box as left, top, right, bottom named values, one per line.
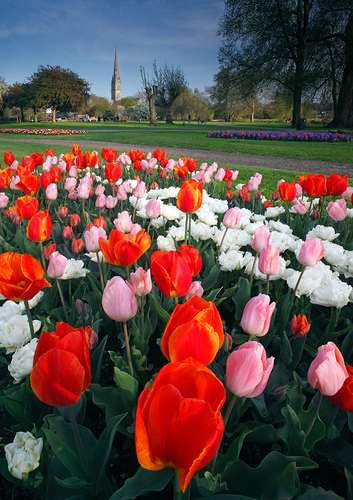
left=165, top=106, right=173, bottom=124
left=331, top=12, right=353, bottom=128
left=52, top=108, right=56, bottom=123
left=147, top=85, right=158, bottom=127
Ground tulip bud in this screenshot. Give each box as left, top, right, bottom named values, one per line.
left=222, top=207, right=242, bottom=229
left=63, top=226, right=73, bottom=241
left=298, top=238, right=324, bottom=267
left=70, top=213, right=81, bottom=227
left=58, top=206, right=68, bottom=219
left=102, top=276, right=138, bottom=322
left=128, top=268, right=152, bottom=296
left=258, top=245, right=280, bottom=276
left=146, top=199, right=161, bottom=219
left=47, top=251, right=67, bottom=279
left=76, top=299, right=86, bottom=317
left=241, top=294, right=275, bottom=337
left=44, top=243, right=57, bottom=260
left=308, top=342, right=348, bottom=396
left=72, top=238, right=84, bottom=254
left=290, top=314, right=310, bottom=338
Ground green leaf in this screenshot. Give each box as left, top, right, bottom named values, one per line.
left=298, top=399, right=326, bottom=452
left=113, top=367, right=139, bottom=402
left=90, top=335, right=108, bottom=384
left=279, top=330, right=293, bottom=366
left=196, top=471, right=228, bottom=496
left=88, top=384, right=129, bottom=427
left=55, top=477, right=91, bottom=490
left=214, top=429, right=251, bottom=475
left=281, top=405, right=308, bottom=457
left=149, top=294, right=170, bottom=323
left=297, top=487, right=345, bottom=499
left=222, top=451, right=317, bottom=499
left=109, top=467, right=174, bottom=500
left=42, top=428, right=86, bottom=479
left=92, top=414, right=127, bottom=497
left=202, top=265, right=221, bottom=291
left=232, top=277, right=251, bottom=322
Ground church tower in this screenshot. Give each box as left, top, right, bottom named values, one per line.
left=111, top=47, right=122, bottom=103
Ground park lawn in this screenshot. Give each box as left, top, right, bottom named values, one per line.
left=0, top=139, right=352, bottom=200
left=0, top=127, right=352, bottom=163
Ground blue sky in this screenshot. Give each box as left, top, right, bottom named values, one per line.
left=0, top=0, right=225, bottom=100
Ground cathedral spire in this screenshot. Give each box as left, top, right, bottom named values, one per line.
left=111, top=47, right=122, bottom=103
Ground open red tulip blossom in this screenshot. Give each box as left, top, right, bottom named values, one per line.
left=326, top=365, right=353, bottom=412
left=15, top=195, right=39, bottom=220
left=308, top=341, right=348, bottom=397
left=150, top=250, right=192, bottom=298
left=177, top=244, right=202, bottom=277
left=30, top=322, right=91, bottom=407
left=176, top=179, right=203, bottom=213
left=99, top=229, right=151, bottom=267
left=135, top=358, right=226, bottom=492
left=161, top=296, right=224, bottom=364
left=279, top=181, right=297, bottom=202
left=226, top=341, right=274, bottom=398
left=0, top=252, right=51, bottom=302
left=26, top=210, right=52, bottom=242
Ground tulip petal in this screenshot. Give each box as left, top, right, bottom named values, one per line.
left=226, top=349, right=264, bottom=397
left=31, top=349, right=86, bottom=407
left=147, top=384, right=219, bottom=492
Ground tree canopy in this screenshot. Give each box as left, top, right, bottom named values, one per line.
left=217, top=0, right=353, bottom=127
left=27, top=65, right=90, bottom=122
left=156, top=65, right=188, bottom=123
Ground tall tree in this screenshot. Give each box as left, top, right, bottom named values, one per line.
left=2, top=82, right=30, bottom=122
left=140, top=63, right=159, bottom=127
left=217, top=0, right=352, bottom=128
left=156, top=65, right=188, bottom=123
left=27, top=65, right=90, bottom=122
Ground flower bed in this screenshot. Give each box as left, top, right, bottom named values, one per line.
left=0, top=128, right=87, bottom=135
left=0, top=145, right=352, bottom=499
left=208, top=129, right=353, bottom=142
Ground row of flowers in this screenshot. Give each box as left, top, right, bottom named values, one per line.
left=0, top=128, right=88, bottom=135
left=208, top=129, right=353, bottom=142
left=0, top=143, right=353, bottom=499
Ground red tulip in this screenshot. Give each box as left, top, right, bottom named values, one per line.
left=26, top=210, right=52, bottom=242
left=70, top=213, right=81, bottom=227
left=0, top=252, right=51, bottom=302
left=39, top=172, right=53, bottom=189
left=63, top=226, right=73, bottom=241
left=290, top=314, right=311, bottom=338
left=4, top=151, right=15, bottom=165
left=50, top=166, right=62, bottom=183
left=104, top=163, right=122, bottom=184
left=153, top=149, right=166, bottom=162
left=22, top=156, right=36, bottom=172
left=129, top=150, right=145, bottom=162
left=177, top=244, right=202, bottom=277
left=150, top=250, right=192, bottom=298
left=15, top=195, right=39, bottom=220
left=15, top=174, right=39, bottom=195
left=176, top=179, right=203, bottom=213
left=326, top=365, right=353, bottom=412
left=99, top=229, right=151, bottom=267
left=279, top=181, right=297, bottom=202
left=0, top=168, right=12, bottom=190
left=72, top=144, right=82, bottom=156
left=135, top=358, right=226, bottom=492
left=326, top=174, right=348, bottom=197
left=30, top=152, right=44, bottom=166
left=101, top=148, right=118, bottom=162
left=72, top=238, right=84, bottom=254
left=298, top=174, right=326, bottom=197
left=161, top=296, right=224, bottom=364
left=30, top=322, right=91, bottom=407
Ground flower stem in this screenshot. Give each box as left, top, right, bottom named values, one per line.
left=140, top=296, right=145, bottom=335
left=216, top=227, right=228, bottom=265
left=266, top=274, right=270, bottom=295
left=305, top=392, right=323, bottom=439
left=96, top=252, right=105, bottom=292
left=184, top=213, right=189, bottom=244
left=39, top=241, right=46, bottom=271
left=223, top=393, right=238, bottom=429
left=24, top=300, right=35, bottom=339
left=67, top=404, right=91, bottom=480
left=249, top=252, right=259, bottom=289
left=55, top=278, right=69, bottom=322
left=123, top=321, right=133, bottom=376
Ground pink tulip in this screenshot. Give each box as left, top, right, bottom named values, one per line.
left=298, top=238, right=325, bottom=267
left=293, top=199, right=308, bottom=215
left=128, top=268, right=152, bottom=296
left=223, top=207, right=243, bottom=229
left=202, top=170, right=213, bottom=184
left=241, top=294, right=275, bottom=337
left=114, top=211, right=132, bottom=233
left=77, top=183, right=90, bottom=200
left=248, top=174, right=262, bottom=192
left=232, top=170, right=239, bottom=181
left=64, top=178, right=77, bottom=192
left=102, top=276, right=138, bottom=322
left=47, top=251, right=67, bottom=279
left=10, top=175, right=20, bottom=191
left=214, top=168, right=225, bottom=181
left=95, top=184, right=105, bottom=196
left=327, top=198, right=347, bottom=221
left=308, top=342, right=348, bottom=396
left=105, top=195, right=118, bottom=209
left=68, top=190, right=78, bottom=200
left=0, top=193, right=9, bottom=208
left=69, top=165, right=78, bottom=178
left=258, top=245, right=280, bottom=276
left=133, top=181, right=146, bottom=199
left=95, top=194, right=106, bottom=208
left=84, top=225, right=107, bottom=253
left=130, top=223, right=143, bottom=235
left=146, top=198, right=161, bottom=219
left=185, top=281, right=204, bottom=301
left=251, top=225, right=271, bottom=252
left=46, top=183, right=58, bottom=201
left=226, top=341, right=275, bottom=398
left=116, top=185, right=127, bottom=201
left=295, top=183, right=303, bottom=197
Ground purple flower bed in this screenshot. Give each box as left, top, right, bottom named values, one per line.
left=208, top=129, right=352, bottom=142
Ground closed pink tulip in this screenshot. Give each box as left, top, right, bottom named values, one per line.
left=327, top=198, right=347, bottom=221
left=105, top=195, right=118, bottom=209
left=47, top=251, right=67, bottom=279
left=77, top=183, right=90, bottom=200
left=114, top=211, right=132, bottom=233
left=241, top=294, right=275, bottom=337
left=185, top=281, right=204, bottom=301
left=95, top=194, right=106, bottom=208
left=116, top=185, right=127, bottom=201
left=0, top=193, right=9, bottom=208
left=102, top=276, right=138, bottom=322
left=84, top=225, right=107, bottom=253
left=64, top=178, right=77, bottom=192
left=226, top=341, right=275, bottom=398
left=298, top=238, right=325, bottom=267
left=248, top=174, right=262, bottom=192
left=251, top=225, right=271, bottom=252
left=128, top=268, right=152, bottom=296
left=222, top=207, right=243, bottom=229
left=258, top=245, right=280, bottom=276
left=308, top=342, right=348, bottom=396
left=293, top=199, right=308, bottom=215
left=46, top=183, right=58, bottom=201
left=95, top=184, right=105, bottom=196
left=146, top=198, right=161, bottom=219
left=215, top=168, right=225, bottom=181
left=133, top=181, right=146, bottom=199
